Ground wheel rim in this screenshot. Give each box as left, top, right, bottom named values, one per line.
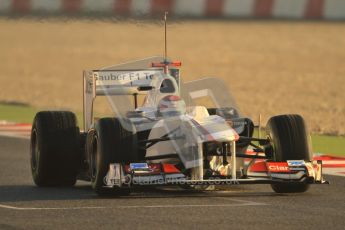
left=266, top=134, right=276, bottom=160
left=30, top=129, right=39, bottom=171
left=90, top=135, right=98, bottom=180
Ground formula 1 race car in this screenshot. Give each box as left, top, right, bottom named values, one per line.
left=29, top=55, right=327, bottom=195
left=29, top=15, right=327, bottom=195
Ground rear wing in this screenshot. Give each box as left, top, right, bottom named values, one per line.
left=83, top=68, right=180, bottom=130
left=93, top=69, right=162, bottom=95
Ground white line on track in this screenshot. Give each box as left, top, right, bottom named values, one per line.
left=0, top=199, right=266, bottom=210
left=0, top=204, right=106, bottom=210
left=117, top=203, right=266, bottom=208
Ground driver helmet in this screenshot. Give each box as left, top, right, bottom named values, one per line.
left=158, top=95, right=186, bottom=117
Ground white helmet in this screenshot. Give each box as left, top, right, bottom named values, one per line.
left=158, top=95, right=186, bottom=117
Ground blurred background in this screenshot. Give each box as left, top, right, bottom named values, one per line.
left=0, top=0, right=345, bottom=143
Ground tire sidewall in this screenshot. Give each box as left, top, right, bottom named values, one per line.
left=89, top=118, right=137, bottom=194
left=30, top=111, right=80, bottom=186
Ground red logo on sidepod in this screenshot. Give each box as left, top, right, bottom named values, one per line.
left=266, top=162, right=290, bottom=172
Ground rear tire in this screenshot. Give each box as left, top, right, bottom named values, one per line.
left=30, top=111, right=80, bottom=186
left=88, top=118, right=137, bottom=195
left=266, top=114, right=312, bottom=193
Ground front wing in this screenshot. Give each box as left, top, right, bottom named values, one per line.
left=103, top=160, right=328, bottom=188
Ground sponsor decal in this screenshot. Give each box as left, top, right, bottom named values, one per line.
left=287, top=160, right=305, bottom=167
left=287, top=160, right=306, bottom=171
left=94, top=70, right=160, bottom=87
left=104, top=163, right=121, bottom=186
left=266, top=162, right=290, bottom=173
left=130, top=163, right=150, bottom=170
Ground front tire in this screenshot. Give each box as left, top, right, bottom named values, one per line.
left=30, top=111, right=80, bottom=186
left=266, top=114, right=312, bottom=193
left=88, top=118, right=137, bottom=195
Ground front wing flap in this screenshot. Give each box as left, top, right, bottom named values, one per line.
left=103, top=160, right=328, bottom=188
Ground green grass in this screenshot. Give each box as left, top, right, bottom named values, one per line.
left=311, top=135, right=345, bottom=157
left=1, top=104, right=344, bottom=156
left=253, top=129, right=344, bottom=156
left=0, top=104, right=83, bottom=126
left=0, top=104, right=37, bottom=123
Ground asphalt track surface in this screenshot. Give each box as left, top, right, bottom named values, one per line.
left=0, top=136, right=344, bottom=230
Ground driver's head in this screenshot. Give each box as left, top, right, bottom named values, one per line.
left=158, top=95, right=186, bottom=117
